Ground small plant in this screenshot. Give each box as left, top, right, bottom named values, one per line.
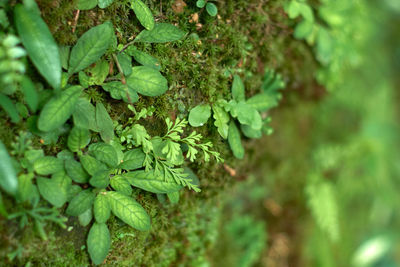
left=196, top=0, right=218, bottom=17
left=188, top=68, right=285, bottom=159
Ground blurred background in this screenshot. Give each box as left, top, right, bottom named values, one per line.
left=210, top=0, right=400, bottom=266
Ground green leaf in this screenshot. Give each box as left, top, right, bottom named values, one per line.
left=89, top=170, right=110, bottom=189
left=68, top=127, right=91, bottom=152
left=66, top=189, right=96, bottom=216
left=123, top=170, right=182, bottom=194
left=38, top=86, right=82, bottom=132
left=212, top=104, right=230, bottom=139
left=110, top=175, right=132, bottom=196
left=20, top=76, right=38, bottom=112
left=294, top=19, right=314, bottom=39
left=0, top=192, right=7, bottom=217
left=232, top=75, right=245, bottom=102
left=87, top=223, right=111, bottom=265
left=246, top=93, right=277, bottom=112
left=78, top=208, right=92, bottom=227
left=96, top=103, right=114, bottom=143
left=94, top=193, right=111, bottom=223
left=68, top=22, right=114, bottom=75
left=228, top=121, right=244, bottom=159
left=119, top=149, right=145, bottom=170
left=241, top=124, right=262, bottom=139
left=59, top=45, right=70, bottom=70
left=0, top=140, right=18, bottom=196
left=89, top=60, right=109, bottom=85
left=14, top=5, right=61, bottom=90
left=73, top=98, right=98, bottom=131
left=196, top=0, right=206, bottom=8
left=101, top=82, right=139, bottom=103
left=33, top=156, right=64, bottom=175
left=65, top=159, right=90, bottom=183
left=17, top=173, right=35, bottom=203
left=57, top=150, right=75, bottom=160
left=188, top=104, right=211, bottom=127
left=107, top=191, right=150, bottom=230
left=235, top=102, right=262, bottom=130
left=98, top=0, right=114, bottom=9
left=167, top=191, right=179, bottom=204
left=135, top=23, right=186, bottom=43
left=206, top=2, right=218, bottom=16
left=80, top=155, right=108, bottom=176
left=0, top=93, right=20, bottom=123
left=88, top=142, right=119, bottom=167
left=126, top=66, right=168, bottom=97
left=77, top=0, right=98, bottom=10
left=37, top=173, right=70, bottom=208
left=67, top=184, right=82, bottom=202
left=131, top=0, right=154, bottom=30
left=116, top=52, right=132, bottom=77
left=129, top=48, right=161, bottom=70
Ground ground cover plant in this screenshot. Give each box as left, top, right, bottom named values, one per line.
left=0, top=0, right=399, bottom=266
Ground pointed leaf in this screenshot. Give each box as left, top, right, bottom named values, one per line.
left=68, top=127, right=91, bottom=152
left=94, top=193, right=111, bottom=223
left=89, top=170, right=110, bottom=189
left=66, top=189, right=96, bottom=216
left=65, top=159, right=90, bottom=183
left=131, top=0, right=154, bottom=30
left=73, top=98, right=98, bottom=131
left=167, top=191, right=179, bottom=204
left=87, top=223, right=111, bottom=265
left=0, top=140, right=18, bottom=196
left=33, top=156, right=64, bottom=175
left=126, top=66, right=168, bottom=97
left=232, top=75, right=245, bottom=102
left=80, top=155, right=108, bottom=176
left=212, top=104, right=230, bottom=139
left=37, top=173, right=70, bottom=207
left=129, top=48, right=161, bottom=70
left=123, top=170, right=182, bottom=194
left=0, top=93, right=20, bottom=123
left=20, top=76, right=38, bottom=112
left=120, top=149, right=145, bottom=170
left=88, top=142, right=118, bottom=167
left=135, top=23, right=186, bottom=43
left=14, top=5, right=61, bottom=89
left=96, top=103, right=114, bottom=143
left=107, top=191, right=150, bottom=231
left=38, top=85, right=82, bottom=132
left=110, top=175, right=132, bottom=196
left=228, top=121, right=244, bottom=159
left=68, top=22, right=114, bottom=75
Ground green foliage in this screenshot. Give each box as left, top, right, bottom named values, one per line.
left=130, top=0, right=155, bottom=30
left=14, top=4, right=61, bottom=90
left=134, top=23, right=186, bottom=43
left=126, top=66, right=168, bottom=97
left=87, top=222, right=111, bottom=265
left=0, top=140, right=18, bottom=196
left=196, top=0, right=218, bottom=17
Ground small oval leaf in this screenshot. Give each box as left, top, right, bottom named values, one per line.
left=33, top=156, right=64, bottom=175
left=131, top=0, right=154, bottom=30
left=188, top=104, right=211, bottom=127
left=126, top=66, right=168, bottom=97
left=0, top=140, right=18, bottom=196
left=134, top=23, right=186, bottom=43
left=87, top=223, right=111, bottom=265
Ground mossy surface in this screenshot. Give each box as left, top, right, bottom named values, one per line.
left=0, top=0, right=321, bottom=266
